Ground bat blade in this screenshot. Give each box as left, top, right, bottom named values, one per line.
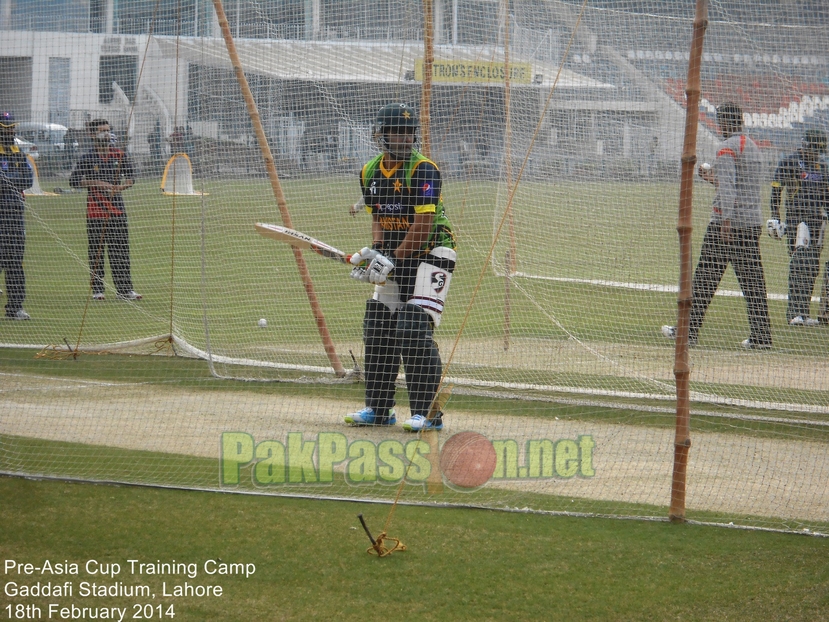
left=255, top=223, right=350, bottom=264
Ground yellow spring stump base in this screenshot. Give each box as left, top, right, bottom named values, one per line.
left=366, top=532, right=407, bottom=557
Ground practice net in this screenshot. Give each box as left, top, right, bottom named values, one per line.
left=1, top=0, right=827, bottom=533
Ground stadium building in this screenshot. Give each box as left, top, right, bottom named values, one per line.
left=0, top=0, right=826, bottom=177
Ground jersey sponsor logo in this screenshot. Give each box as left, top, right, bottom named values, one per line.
left=421, top=182, right=433, bottom=197
left=800, top=171, right=825, bottom=182
left=379, top=215, right=410, bottom=231
left=376, top=202, right=404, bottom=214
left=431, top=271, right=447, bottom=293
left=369, top=180, right=378, bottom=195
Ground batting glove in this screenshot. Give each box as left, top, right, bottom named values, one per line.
left=350, top=247, right=381, bottom=266
left=366, top=254, right=395, bottom=284
left=349, top=266, right=371, bottom=283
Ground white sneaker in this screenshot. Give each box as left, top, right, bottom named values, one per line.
left=344, top=407, right=396, bottom=426
left=6, top=309, right=31, bottom=320
left=789, top=316, right=819, bottom=326
left=741, top=338, right=772, bottom=350
left=661, top=325, right=697, bottom=347
left=402, top=413, right=444, bottom=432
left=117, top=290, right=142, bottom=301
left=92, top=292, right=105, bottom=301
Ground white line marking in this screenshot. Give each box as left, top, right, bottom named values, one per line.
left=515, top=273, right=805, bottom=301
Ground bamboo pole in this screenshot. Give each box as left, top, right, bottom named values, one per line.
left=211, top=0, right=345, bottom=377
left=502, top=0, right=516, bottom=350
left=419, top=0, right=443, bottom=494
left=503, top=1, right=515, bottom=269
left=421, top=0, right=434, bottom=157
left=670, top=0, right=708, bottom=522
left=503, top=249, right=512, bottom=350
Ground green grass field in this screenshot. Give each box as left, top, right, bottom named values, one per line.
left=2, top=475, right=828, bottom=621
left=11, top=176, right=800, bottom=344
left=12, top=176, right=829, bottom=391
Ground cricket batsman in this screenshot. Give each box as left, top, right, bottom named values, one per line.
left=345, top=103, right=456, bottom=432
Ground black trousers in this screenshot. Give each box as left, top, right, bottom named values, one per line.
left=820, top=264, right=829, bottom=321
left=87, top=215, right=134, bottom=296
left=785, top=213, right=824, bottom=321
left=0, top=210, right=26, bottom=313
left=363, top=299, right=442, bottom=418
left=689, top=223, right=772, bottom=345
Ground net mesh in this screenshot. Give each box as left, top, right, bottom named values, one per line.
left=1, top=0, right=828, bottom=532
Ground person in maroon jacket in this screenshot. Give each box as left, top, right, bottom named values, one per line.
left=70, top=119, right=142, bottom=301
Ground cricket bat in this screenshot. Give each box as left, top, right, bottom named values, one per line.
left=255, top=223, right=351, bottom=264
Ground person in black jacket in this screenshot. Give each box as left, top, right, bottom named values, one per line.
left=0, top=112, right=34, bottom=320
left=768, top=129, right=829, bottom=326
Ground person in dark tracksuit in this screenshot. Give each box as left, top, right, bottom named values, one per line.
left=344, top=103, right=457, bottom=432
left=0, top=112, right=33, bottom=320
left=767, top=129, right=829, bottom=326
left=70, top=118, right=142, bottom=302
left=663, top=102, right=772, bottom=349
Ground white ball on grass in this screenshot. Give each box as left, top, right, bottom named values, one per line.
left=258, top=318, right=268, bottom=328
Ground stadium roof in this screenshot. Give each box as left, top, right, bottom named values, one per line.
left=154, top=37, right=614, bottom=89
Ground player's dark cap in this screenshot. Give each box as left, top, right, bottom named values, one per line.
left=716, top=102, right=743, bottom=129
left=374, top=103, right=419, bottom=133
left=0, top=112, right=17, bottom=127
left=803, top=129, right=828, bottom=154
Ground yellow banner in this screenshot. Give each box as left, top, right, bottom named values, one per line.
left=415, top=59, right=533, bottom=84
